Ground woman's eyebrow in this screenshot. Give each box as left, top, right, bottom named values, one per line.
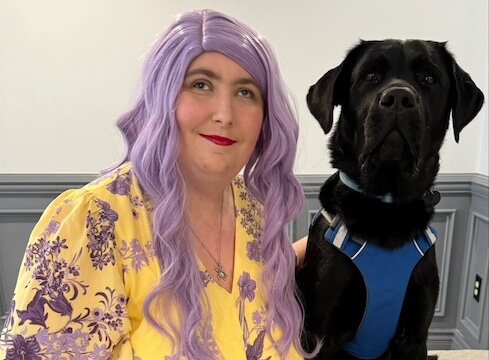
left=235, top=78, right=260, bottom=88
left=185, top=68, right=260, bottom=89
left=185, top=68, right=220, bottom=80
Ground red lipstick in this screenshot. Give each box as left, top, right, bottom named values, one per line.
left=201, top=134, right=236, bottom=146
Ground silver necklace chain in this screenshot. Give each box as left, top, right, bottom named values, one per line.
left=188, top=194, right=226, bottom=281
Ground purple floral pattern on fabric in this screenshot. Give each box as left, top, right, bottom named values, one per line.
left=235, top=272, right=270, bottom=360
left=200, top=270, right=213, bottom=287
left=105, top=168, right=148, bottom=220
left=5, top=335, right=41, bottom=360
left=246, top=240, right=261, bottom=262
left=107, top=172, right=132, bottom=196
left=193, top=178, right=271, bottom=359
left=197, top=318, right=220, bottom=357
left=238, top=272, right=257, bottom=302
left=2, top=171, right=279, bottom=359
left=90, top=166, right=149, bottom=219
left=119, top=239, right=154, bottom=273
left=251, top=306, right=268, bottom=326
left=1, top=171, right=133, bottom=358
left=246, top=330, right=272, bottom=360
left=231, top=178, right=270, bottom=360
left=3, top=276, right=128, bottom=359
left=233, top=178, right=264, bottom=263
left=86, top=199, right=118, bottom=270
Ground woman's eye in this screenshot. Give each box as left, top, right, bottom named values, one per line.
left=193, top=81, right=210, bottom=90
left=239, top=89, right=254, bottom=98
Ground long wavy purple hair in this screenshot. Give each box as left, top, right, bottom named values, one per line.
left=110, top=9, right=310, bottom=359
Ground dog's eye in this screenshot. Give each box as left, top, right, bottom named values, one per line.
left=422, top=74, right=437, bottom=86
left=365, top=72, right=379, bottom=83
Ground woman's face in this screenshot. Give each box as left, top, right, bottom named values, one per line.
left=175, top=51, right=264, bottom=182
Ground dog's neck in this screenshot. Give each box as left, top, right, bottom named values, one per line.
left=339, top=171, right=394, bottom=203
left=338, top=170, right=441, bottom=208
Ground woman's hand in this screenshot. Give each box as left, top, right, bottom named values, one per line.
left=292, top=236, right=307, bottom=269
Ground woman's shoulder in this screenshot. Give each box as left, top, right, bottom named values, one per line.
left=70, top=162, right=150, bottom=210
left=85, top=162, right=141, bottom=195
left=38, top=162, right=150, bottom=233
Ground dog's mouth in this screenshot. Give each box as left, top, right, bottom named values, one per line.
left=360, top=130, right=420, bottom=177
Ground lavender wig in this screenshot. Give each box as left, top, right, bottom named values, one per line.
left=112, top=9, right=310, bottom=359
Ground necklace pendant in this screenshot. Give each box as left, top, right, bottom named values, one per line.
left=216, top=263, right=227, bottom=280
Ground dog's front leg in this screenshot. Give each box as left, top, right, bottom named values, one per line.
left=388, top=248, right=440, bottom=360
left=297, top=209, right=368, bottom=359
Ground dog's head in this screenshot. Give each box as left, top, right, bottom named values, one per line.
left=307, top=39, right=484, bottom=201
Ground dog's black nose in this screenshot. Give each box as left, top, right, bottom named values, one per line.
left=380, top=87, right=416, bottom=112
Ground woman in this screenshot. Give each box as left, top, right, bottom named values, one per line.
left=0, top=9, right=313, bottom=360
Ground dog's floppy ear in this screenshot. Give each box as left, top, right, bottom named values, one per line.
left=450, top=61, right=484, bottom=143
left=306, top=63, right=344, bottom=134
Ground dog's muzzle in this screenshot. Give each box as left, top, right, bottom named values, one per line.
left=361, top=84, right=424, bottom=176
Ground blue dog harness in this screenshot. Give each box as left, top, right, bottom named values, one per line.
left=313, top=209, right=437, bottom=359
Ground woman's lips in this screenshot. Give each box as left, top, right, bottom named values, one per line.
left=201, top=134, right=237, bottom=146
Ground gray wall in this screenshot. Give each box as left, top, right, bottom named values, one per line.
left=0, top=173, right=488, bottom=350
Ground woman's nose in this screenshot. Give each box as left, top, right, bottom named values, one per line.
left=212, top=94, right=234, bottom=126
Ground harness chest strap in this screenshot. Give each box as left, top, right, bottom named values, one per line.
left=311, top=209, right=437, bottom=359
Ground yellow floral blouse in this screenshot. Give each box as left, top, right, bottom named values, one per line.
left=0, top=163, right=302, bottom=359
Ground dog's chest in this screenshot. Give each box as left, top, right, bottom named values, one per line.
left=317, top=210, right=437, bottom=358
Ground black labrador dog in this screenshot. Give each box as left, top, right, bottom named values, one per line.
left=296, top=40, right=484, bottom=360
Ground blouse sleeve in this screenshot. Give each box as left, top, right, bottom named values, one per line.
left=0, top=188, right=131, bottom=359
